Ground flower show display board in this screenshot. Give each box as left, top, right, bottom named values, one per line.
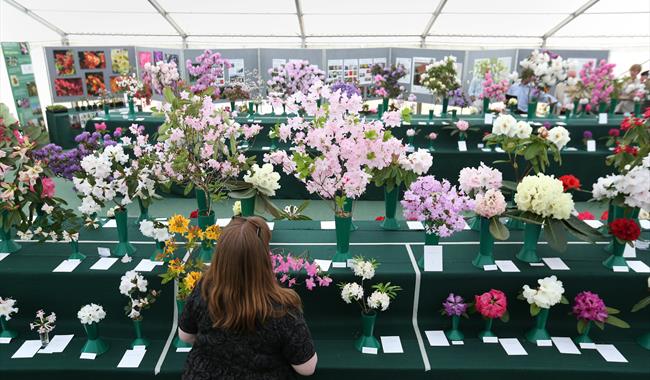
left=1, top=42, right=45, bottom=129
left=259, top=48, right=325, bottom=82
left=464, top=49, right=518, bottom=86
left=324, top=48, right=390, bottom=94
left=516, top=49, right=609, bottom=74
left=0, top=220, right=649, bottom=379
left=44, top=46, right=137, bottom=103
left=134, top=47, right=184, bottom=102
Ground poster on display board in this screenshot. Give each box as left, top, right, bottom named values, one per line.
left=327, top=59, right=343, bottom=82
left=395, top=57, right=412, bottom=84
left=1, top=42, right=45, bottom=128
left=411, top=57, right=434, bottom=94
left=228, top=59, right=245, bottom=82
left=344, top=59, right=358, bottom=82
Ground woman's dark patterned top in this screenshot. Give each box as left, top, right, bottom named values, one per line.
left=179, top=284, right=315, bottom=380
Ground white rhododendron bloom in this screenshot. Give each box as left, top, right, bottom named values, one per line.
left=491, top=115, right=517, bottom=137
left=244, top=163, right=281, bottom=197
left=341, top=283, right=364, bottom=304
left=350, top=259, right=376, bottom=280
left=514, top=121, right=533, bottom=139
left=515, top=173, right=574, bottom=220
left=547, top=126, right=571, bottom=149
left=0, top=297, right=18, bottom=320
left=522, top=275, right=565, bottom=309
left=77, top=303, right=106, bottom=325
left=368, top=291, right=391, bottom=311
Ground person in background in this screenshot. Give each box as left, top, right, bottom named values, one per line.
left=467, top=69, right=485, bottom=109
left=641, top=70, right=650, bottom=109
left=615, top=64, right=643, bottom=114
left=506, top=68, right=556, bottom=114
left=554, top=70, right=578, bottom=115
left=178, top=216, right=317, bottom=379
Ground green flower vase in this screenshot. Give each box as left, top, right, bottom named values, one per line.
left=344, top=198, right=358, bottom=232
left=150, top=241, right=166, bottom=262
left=638, top=332, right=650, bottom=350
left=598, top=102, right=607, bottom=114
left=482, top=97, right=490, bottom=115
left=441, top=97, right=449, bottom=116
left=572, top=99, right=580, bottom=117
left=332, top=213, right=352, bottom=264
left=230, top=101, right=236, bottom=112
left=382, top=97, right=389, bottom=112
left=114, top=209, right=136, bottom=257
left=451, top=109, right=458, bottom=122
left=445, top=315, right=464, bottom=341
left=354, top=312, right=381, bottom=352
left=527, top=101, right=537, bottom=120
left=195, top=188, right=209, bottom=214
left=505, top=202, right=524, bottom=230
left=240, top=195, right=256, bottom=217
left=407, top=135, right=415, bottom=150
left=81, top=323, right=110, bottom=356
left=417, top=232, right=440, bottom=269
left=574, top=320, right=593, bottom=345
left=525, top=308, right=551, bottom=343
left=68, top=240, right=86, bottom=260
left=634, top=102, right=641, bottom=116
left=197, top=212, right=216, bottom=263
left=380, top=186, right=400, bottom=230
left=136, top=198, right=150, bottom=226
left=0, top=315, right=17, bottom=339
left=478, top=318, right=496, bottom=338
left=248, top=101, right=255, bottom=116
left=173, top=300, right=192, bottom=349
left=428, top=109, right=433, bottom=121
left=608, top=99, right=618, bottom=115
left=0, top=227, right=21, bottom=254
left=468, top=215, right=481, bottom=231
left=428, top=140, right=435, bottom=152
left=377, top=104, right=384, bottom=118
left=472, top=217, right=495, bottom=269
left=103, top=104, right=110, bottom=118
left=131, top=319, right=149, bottom=348
left=128, top=96, right=135, bottom=118
left=516, top=223, right=542, bottom=263
left=602, top=238, right=628, bottom=269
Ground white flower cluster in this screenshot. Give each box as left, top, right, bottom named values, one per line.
left=367, top=291, right=391, bottom=311
left=139, top=220, right=171, bottom=242
left=243, top=163, right=281, bottom=197
left=30, top=310, right=56, bottom=334
left=592, top=155, right=650, bottom=210
left=491, top=115, right=570, bottom=149
left=341, top=283, right=364, bottom=304
left=77, top=303, right=106, bottom=325
left=120, top=271, right=153, bottom=320
left=0, top=297, right=18, bottom=320
left=420, top=56, right=459, bottom=96
left=349, top=258, right=376, bottom=280
left=116, top=73, right=143, bottom=97
left=522, top=275, right=565, bottom=309
left=546, top=126, right=571, bottom=149
left=398, top=149, right=433, bottom=175
left=16, top=229, right=78, bottom=243
left=519, top=50, right=572, bottom=87
left=515, top=173, right=574, bottom=220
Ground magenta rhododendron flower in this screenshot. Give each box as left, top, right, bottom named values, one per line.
left=475, top=289, right=507, bottom=319
left=572, top=291, right=608, bottom=323
left=40, top=177, right=56, bottom=198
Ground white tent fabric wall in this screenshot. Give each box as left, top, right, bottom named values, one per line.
left=1, top=0, right=649, bottom=118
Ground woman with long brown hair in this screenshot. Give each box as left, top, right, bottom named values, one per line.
left=178, top=216, right=317, bottom=379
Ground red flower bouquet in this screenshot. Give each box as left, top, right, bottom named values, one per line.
left=609, top=218, right=640, bottom=243
left=475, top=289, right=507, bottom=319
left=559, top=174, right=581, bottom=192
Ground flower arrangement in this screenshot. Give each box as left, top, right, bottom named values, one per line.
left=441, top=293, right=468, bottom=341
left=520, top=275, right=567, bottom=342
left=458, top=162, right=503, bottom=197
left=31, top=309, right=56, bottom=334
left=371, top=149, right=433, bottom=192
left=419, top=56, right=460, bottom=99
left=330, top=81, right=361, bottom=98
left=119, top=270, right=160, bottom=320
left=401, top=176, right=474, bottom=237
left=267, top=60, right=325, bottom=99
left=370, top=63, right=407, bottom=99
left=186, top=50, right=231, bottom=96
left=271, top=250, right=332, bottom=290
left=221, top=83, right=250, bottom=102
left=447, top=88, right=469, bottom=108
left=143, top=60, right=181, bottom=95
left=519, top=49, right=571, bottom=90
left=160, top=258, right=204, bottom=300
left=481, top=70, right=510, bottom=102
left=576, top=60, right=616, bottom=107
left=558, top=174, right=582, bottom=192
left=0, top=297, right=18, bottom=320
left=573, top=291, right=629, bottom=343
left=164, top=214, right=221, bottom=262
left=444, top=119, right=478, bottom=141
left=474, top=289, right=508, bottom=337
left=139, top=219, right=171, bottom=243
left=606, top=113, right=649, bottom=172
left=592, top=154, right=650, bottom=211
left=77, top=304, right=106, bottom=325
left=609, top=218, right=641, bottom=245
left=340, top=257, right=401, bottom=313
left=115, top=73, right=143, bottom=97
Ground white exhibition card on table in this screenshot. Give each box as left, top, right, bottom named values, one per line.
left=612, top=266, right=629, bottom=272
left=636, top=240, right=649, bottom=250
left=97, top=247, right=111, bottom=257
left=463, top=222, right=471, bottom=230
left=579, top=342, right=597, bottom=349
left=483, top=264, right=498, bottom=271
left=494, top=260, right=520, bottom=273
left=90, top=257, right=118, bottom=270
left=640, top=219, right=650, bottom=230
left=595, top=344, right=628, bottom=363
left=482, top=336, right=499, bottom=343
left=267, top=222, right=274, bottom=231
left=406, top=221, right=424, bottom=230
left=457, top=141, right=467, bottom=152
left=103, top=219, right=117, bottom=228
left=628, top=261, right=650, bottom=273
left=587, top=140, right=597, bottom=152
left=425, top=330, right=449, bottom=347
left=423, top=245, right=443, bottom=272
left=622, top=243, right=636, bottom=258
left=451, top=340, right=464, bottom=345
left=361, top=347, right=378, bottom=355
left=320, top=221, right=335, bottom=230
left=583, top=219, right=603, bottom=228
left=262, top=146, right=270, bottom=151
left=380, top=336, right=404, bottom=353
left=551, top=337, right=580, bottom=354
left=331, top=261, right=347, bottom=268
left=536, top=340, right=553, bottom=347
left=542, top=257, right=570, bottom=271
left=12, top=340, right=42, bottom=358
left=39, top=335, right=74, bottom=353
left=176, top=347, right=191, bottom=353
left=529, top=262, right=545, bottom=267
left=313, top=259, right=332, bottom=272
left=0, top=337, right=12, bottom=344
left=495, top=147, right=505, bottom=153
left=80, top=352, right=97, bottom=360
left=0, top=253, right=9, bottom=262
left=52, top=259, right=82, bottom=273
left=117, top=349, right=147, bottom=368
left=598, top=113, right=608, bottom=124
left=499, top=338, right=527, bottom=356
left=484, top=114, right=494, bottom=125
left=133, top=259, right=163, bottom=272
left=216, top=218, right=230, bottom=227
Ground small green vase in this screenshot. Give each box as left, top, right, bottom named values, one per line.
left=150, top=241, right=166, bottom=262
left=417, top=232, right=440, bottom=269
left=343, top=198, right=358, bottom=232
left=468, top=215, right=481, bottom=231
left=380, top=186, right=400, bottom=230
left=131, top=319, right=149, bottom=348
left=0, top=316, right=17, bottom=339
left=354, top=312, right=381, bottom=352
left=608, top=99, right=618, bottom=115
left=445, top=315, right=464, bottom=341
left=332, top=214, right=352, bottom=264
left=114, top=209, right=136, bottom=257
left=136, top=198, right=150, bottom=226
left=81, top=323, right=110, bottom=356
left=68, top=240, right=86, bottom=260
left=516, top=223, right=542, bottom=263
left=248, top=101, right=255, bottom=116
left=377, top=104, right=384, bottom=118
left=173, top=300, right=192, bottom=349
left=598, top=102, right=607, bottom=114
left=240, top=195, right=256, bottom=217
left=482, top=97, right=490, bottom=115
left=103, top=104, right=110, bottom=118
left=128, top=96, right=135, bottom=118
left=382, top=97, right=389, bottom=112
left=441, top=97, right=449, bottom=116
left=0, top=227, right=21, bottom=254
left=428, top=109, right=433, bottom=121
left=428, top=140, right=435, bottom=152
left=472, top=217, right=495, bottom=269
left=602, top=238, right=628, bottom=269
left=230, top=101, right=236, bottom=112
left=634, top=102, right=641, bottom=116
left=527, top=101, right=537, bottom=120
left=478, top=318, right=496, bottom=338
left=195, top=188, right=209, bottom=214
left=197, top=212, right=216, bottom=263
left=572, top=99, right=580, bottom=117
left=574, top=320, right=593, bottom=345
left=637, top=332, right=650, bottom=350
left=525, top=308, right=551, bottom=343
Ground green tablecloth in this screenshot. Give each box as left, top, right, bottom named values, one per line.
left=1, top=219, right=649, bottom=379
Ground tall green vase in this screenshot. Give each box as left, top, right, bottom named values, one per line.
left=574, top=320, right=593, bottom=344
left=417, top=232, right=440, bottom=269
left=441, top=97, right=449, bottom=116
left=516, top=223, right=542, bottom=263
left=68, top=240, right=86, bottom=260
left=230, top=101, right=236, bottom=112
left=343, top=198, right=357, bottom=232
left=428, top=109, right=433, bottom=121
left=472, top=217, right=495, bottom=268
left=380, top=186, right=400, bottom=230
left=468, top=215, right=481, bottom=231
left=114, top=209, right=136, bottom=257
left=525, top=308, right=551, bottom=343
left=377, top=104, right=384, bottom=118
left=598, top=102, right=607, bottom=114
left=131, top=319, right=149, bottom=348
left=478, top=318, right=496, bottom=338
left=445, top=315, right=464, bottom=341
left=248, top=101, right=255, bottom=116
left=240, top=195, right=256, bottom=217
left=197, top=212, right=216, bottom=263
left=103, top=104, right=110, bottom=118
left=602, top=238, right=628, bottom=269
left=354, top=312, right=381, bottom=352
left=572, top=99, right=580, bottom=117
left=81, top=323, right=110, bottom=356
left=136, top=198, right=150, bottom=226
left=609, top=99, right=618, bottom=115
left=638, top=332, right=650, bottom=350
left=482, top=97, right=490, bottom=115
left=527, top=101, right=537, bottom=120
left=634, top=102, right=641, bottom=116
left=173, top=300, right=192, bottom=349
left=195, top=188, right=209, bottom=214
left=0, top=226, right=21, bottom=254
left=382, top=98, right=389, bottom=112
left=332, top=213, right=352, bottom=264
left=0, top=316, right=17, bottom=339
left=128, top=96, right=135, bottom=118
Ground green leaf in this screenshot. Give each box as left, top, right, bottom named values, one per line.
left=183, top=182, right=194, bottom=196
left=577, top=319, right=587, bottom=334
left=163, top=87, right=176, bottom=103
left=500, top=310, right=510, bottom=323
left=530, top=303, right=540, bottom=316
left=489, top=217, right=510, bottom=240
left=545, top=218, right=567, bottom=252
left=605, top=315, right=630, bottom=329
left=594, top=321, right=605, bottom=330
left=605, top=306, right=620, bottom=315
left=632, top=296, right=650, bottom=312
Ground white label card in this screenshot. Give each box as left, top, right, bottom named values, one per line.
left=636, top=240, right=649, bottom=250
left=495, top=147, right=505, bottom=153
left=640, top=220, right=650, bottom=230
left=380, top=336, right=404, bottom=353
left=587, top=140, right=596, bottom=152
left=457, top=141, right=467, bottom=152
left=551, top=337, right=581, bottom=354
left=484, top=114, right=494, bottom=125
left=39, top=335, right=74, bottom=353
left=612, top=266, right=629, bottom=272
left=598, top=113, right=608, bottom=124
left=313, top=259, right=332, bottom=272
left=579, top=342, right=597, bottom=349
left=80, top=352, right=97, bottom=360
left=499, top=338, right=527, bottom=356
left=595, top=344, right=627, bottom=363
left=320, top=221, right=335, bottom=230
left=0, top=337, right=11, bottom=344
left=627, top=261, right=650, bottom=273
left=103, top=219, right=117, bottom=228
left=97, top=247, right=111, bottom=257
left=495, top=260, right=520, bottom=272
left=424, top=245, right=443, bottom=272
left=117, top=349, right=147, bottom=368
left=536, top=340, right=553, bottom=347
left=216, top=218, right=230, bottom=227
left=176, top=347, right=191, bottom=353
left=406, top=221, right=424, bottom=230
left=583, top=219, right=603, bottom=228
left=425, top=330, right=449, bottom=346
left=12, top=340, right=42, bottom=358
left=90, top=257, right=118, bottom=270
left=482, top=336, right=499, bottom=343
left=451, top=340, right=464, bottom=345
left=542, top=257, right=570, bottom=271
left=53, top=259, right=82, bottom=273
left=483, top=264, right=498, bottom=271
left=0, top=253, right=9, bottom=262
left=133, top=259, right=163, bottom=272
left=331, top=261, right=347, bottom=268
left=361, top=347, right=378, bottom=355
left=529, top=262, right=546, bottom=267
left=623, top=243, right=636, bottom=258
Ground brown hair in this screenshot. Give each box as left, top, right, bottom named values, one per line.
left=201, top=216, right=302, bottom=332
left=630, top=64, right=642, bottom=74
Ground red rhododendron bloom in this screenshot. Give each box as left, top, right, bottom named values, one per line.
left=577, top=211, right=595, bottom=220
left=608, top=128, right=620, bottom=137
left=559, top=174, right=581, bottom=191
left=643, top=106, right=650, bottom=118
left=600, top=210, right=608, bottom=221
left=609, top=218, right=641, bottom=242
left=189, top=209, right=198, bottom=218
left=375, top=216, right=385, bottom=221
left=475, top=289, right=507, bottom=319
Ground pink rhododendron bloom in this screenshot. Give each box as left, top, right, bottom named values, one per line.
left=474, top=189, right=507, bottom=218
left=94, top=122, right=107, bottom=132
left=475, top=289, right=507, bottom=319
left=40, top=177, right=56, bottom=198
left=456, top=120, right=469, bottom=131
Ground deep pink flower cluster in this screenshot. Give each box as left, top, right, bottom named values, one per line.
left=475, top=289, right=507, bottom=319
left=271, top=252, right=332, bottom=290
left=186, top=50, right=231, bottom=95
left=401, top=176, right=474, bottom=237
left=481, top=71, right=509, bottom=101
left=572, top=291, right=608, bottom=323
left=579, top=60, right=616, bottom=106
